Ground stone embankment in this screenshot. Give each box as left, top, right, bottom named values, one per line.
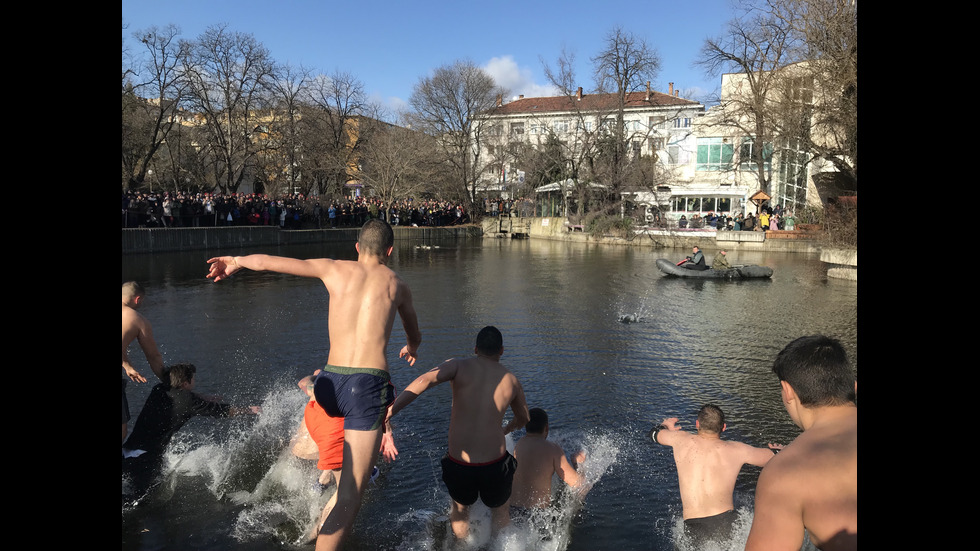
left=122, top=218, right=855, bottom=279
left=481, top=216, right=856, bottom=279
left=121, top=225, right=481, bottom=255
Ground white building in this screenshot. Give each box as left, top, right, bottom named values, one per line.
left=475, top=83, right=704, bottom=218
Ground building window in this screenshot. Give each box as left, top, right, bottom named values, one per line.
left=510, top=122, right=524, bottom=136
left=553, top=120, right=569, bottom=133
left=670, top=195, right=739, bottom=214
left=696, top=137, right=734, bottom=171
left=649, top=115, right=666, bottom=129
left=739, top=138, right=773, bottom=172
left=673, top=117, right=691, bottom=129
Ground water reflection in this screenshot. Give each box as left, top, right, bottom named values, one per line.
left=122, top=235, right=856, bottom=551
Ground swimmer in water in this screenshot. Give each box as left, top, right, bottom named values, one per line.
left=650, top=404, right=781, bottom=547
left=510, top=407, right=588, bottom=517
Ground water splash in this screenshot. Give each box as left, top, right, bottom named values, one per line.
left=388, top=430, right=621, bottom=551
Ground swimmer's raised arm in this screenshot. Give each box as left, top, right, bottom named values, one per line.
left=649, top=417, right=684, bottom=446
left=206, top=254, right=336, bottom=282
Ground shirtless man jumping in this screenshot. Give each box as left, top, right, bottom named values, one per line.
left=387, top=326, right=529, bottom=542
left=745, top=335, right=857, bottom=551
left=206, top=219, right=421, bottom=551
left=650, top=404, right=781, bottom=547
left=122, top=281, right=165, bottom=443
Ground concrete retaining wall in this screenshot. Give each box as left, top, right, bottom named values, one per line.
left=122, top=225, right=482, bottom=254
left=820, top=248, right=858, bottom=280
left=482, top=216, right=823, bottom=253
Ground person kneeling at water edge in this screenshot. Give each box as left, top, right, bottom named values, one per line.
left=387, top=326, right=529, bottom=542
left=650, top=404, right=781, bottom=547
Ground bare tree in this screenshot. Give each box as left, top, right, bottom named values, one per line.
left=408, top=60, right=507, bottom=212
left=535, top=30, right=664, bottom=218
left=179, top=25, right=277, bottom=194
left=357, top=118, right=441, bottom=205
left=122, top=24, right=187, bottom=191
left=697, top=0, right=856, bottom=200
left=264, top=63, right=312, bottom=196
left=303, top=70, right=372, bottom=198
left=697, top=5, right=798, bottom=196
left=771, top=0, right=857, bottom=192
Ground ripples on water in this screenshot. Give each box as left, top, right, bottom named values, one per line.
left=122, top=237, right=855, bottom=551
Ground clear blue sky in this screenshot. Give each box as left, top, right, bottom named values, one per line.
left=122, top=0, right=738, bottom=115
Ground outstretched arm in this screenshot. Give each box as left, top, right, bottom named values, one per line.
left=649, top=417, right=683, bottom=447
left=739, top=441, right=782, bottom=468
left=206, top=254, right=334, bottom=282
left=388, top=360, right=457, bottom=419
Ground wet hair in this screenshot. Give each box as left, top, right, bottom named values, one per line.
left=697, top=404, right=725, bottom=434
left=122, top=281, right=145, bottom=299
left=358, top=219, right=394, bottom=256
left=773, top=335, right=856, bottom=407
left=475, top=325, right=503, bottom=355
left=164, top=363, right=197, bottom=389
left=526, top=408, right=548, bottom=434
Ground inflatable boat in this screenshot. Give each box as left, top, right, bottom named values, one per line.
left=656, top=258, right=773, bottom=279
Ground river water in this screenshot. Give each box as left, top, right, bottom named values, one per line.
left=121, top=235, right=857, bottom=551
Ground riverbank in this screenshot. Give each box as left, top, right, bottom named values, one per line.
left=482, top=216, right=824, bottom=254
left=481, top=216, right=857, bottom=279
left=121, top=218, right=855, bottom=278
left=121, top=225, right=482, bottom=254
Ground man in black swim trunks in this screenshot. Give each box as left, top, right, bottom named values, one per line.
left=650, top=404, right=781, bottom=547
left=388, top=326, right=529, bottom=542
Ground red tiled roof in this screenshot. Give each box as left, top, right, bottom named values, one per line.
left=490, top=89, right=701, bottom=116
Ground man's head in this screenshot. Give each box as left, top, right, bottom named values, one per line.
left=475, top=325, right=504, bottom=356
left=526, top=407, right=549, bottom=435
left=696, top=404, right=726, bottom=434
left=122, top=281, right=145, bottom=307
left=164, top=363, right=197, bottom=390
left=357, top=219, right=394, bottom=257
left=692, top=246, right=700, bottom=253
left=773, top=335, right=856, bottom=407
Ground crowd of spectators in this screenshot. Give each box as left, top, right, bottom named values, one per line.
left=121, top=190, right=795, bottom=231
left=674, top=204, right=794, bottom=231
left=121, top=191, right=478, bottom=229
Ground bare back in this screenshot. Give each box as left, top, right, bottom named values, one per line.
left=748, top=409, right=857, bottom=550
left=511, top=436, right=565, bottom=508
left=668, top=432, right=773, bottom=519
left=320, top=259, right=409, bottom=371
left=446, top=356, right=524, bottom=463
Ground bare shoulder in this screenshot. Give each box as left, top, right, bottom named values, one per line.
left=122, top=305, right=147, bottom=329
